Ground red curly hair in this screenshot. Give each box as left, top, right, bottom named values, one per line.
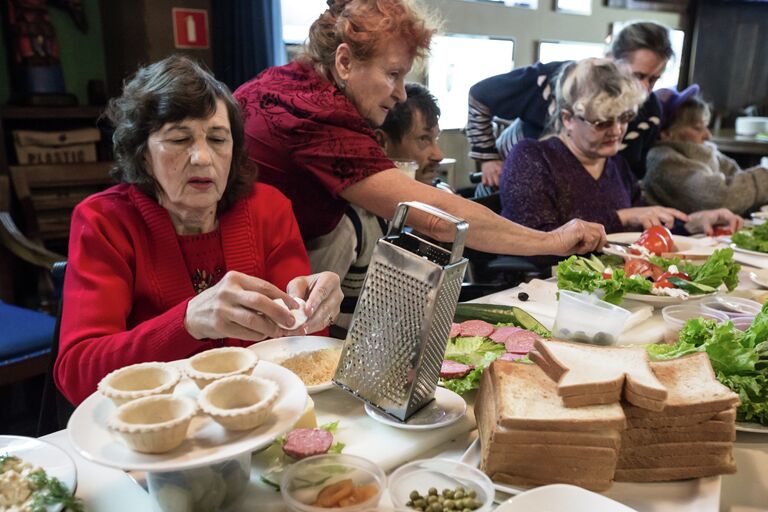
left=301, top=0, right=438, bottom=79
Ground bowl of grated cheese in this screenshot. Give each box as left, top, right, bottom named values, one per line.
left=247, top=336, right=343, bottom=393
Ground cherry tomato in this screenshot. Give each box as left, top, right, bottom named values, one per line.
left=712, top=226, right=734, bottom=237
left=602, top=271, right=613, bottom=280
left=637, top=232, right=670, bottom=256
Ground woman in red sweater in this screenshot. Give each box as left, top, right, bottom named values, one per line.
left=55, top=56, right=342, bottom=405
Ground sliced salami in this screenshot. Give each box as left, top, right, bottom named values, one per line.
left=282, top=428, right=334, bottom=460
left=458, top=319, right=494, bottom=338
left=448, top=322, right=462, bottom=338
left=503, top=330, right=539, bottom=354
left=499, top=352, right=526, bottom=362
left=440, top=360, right=474, bottom=379
left=489, top=326, right=524, bottom=344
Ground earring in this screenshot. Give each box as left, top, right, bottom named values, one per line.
left=337, top=79, right=346, bottom=91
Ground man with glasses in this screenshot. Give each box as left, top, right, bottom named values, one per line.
left=467, top=21, right=673, bottom=186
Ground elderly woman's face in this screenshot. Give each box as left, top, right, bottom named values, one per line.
left=145, top=99, right=233, bottom=219
left=562, top=109, right=631, bottom=160
left=341, top=40, right=412, bottom=127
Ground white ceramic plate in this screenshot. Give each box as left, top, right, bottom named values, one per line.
left=749, top=269, right=768, bottom=289
left=622, top=291, right=716, bottom=308
left=731, top=243, right=768, bottom=259
left=68, top=360, right=307, bottom=472
left=735, top=421, right=768, bottom=433
left=363, top=386, right=466, bottom=430
left=0, top=435, right=77, bottom=512
left=497, top=484, right=638, bottom=512
left=248, top=336, right=343, bottom=394
left=607, top=232, right=717, bottom=258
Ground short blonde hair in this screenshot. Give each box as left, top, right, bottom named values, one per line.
left=549, top=58, right=647, bottom=134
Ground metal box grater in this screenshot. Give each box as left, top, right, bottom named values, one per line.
left=333, top=201, right=468, bottom=421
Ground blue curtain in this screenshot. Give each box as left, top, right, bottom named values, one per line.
left=211, top=0, right=284, bottom=91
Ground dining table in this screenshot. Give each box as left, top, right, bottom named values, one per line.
left=38, top=260, right=768, bottom=512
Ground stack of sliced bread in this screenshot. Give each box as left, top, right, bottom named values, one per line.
left=475, top=360, right=626, bottom=491
left=530, top=339, right=667, bottom=410
left=475, top=342, right=740, bottom=491
left=616, top=352, right=739, bottom=482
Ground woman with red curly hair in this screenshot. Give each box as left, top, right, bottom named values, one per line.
left=234, top=0, right=606, bottom=281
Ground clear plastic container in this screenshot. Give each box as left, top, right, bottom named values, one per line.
left=280, top=454, right=385, bottom=512
left=388, top=458, right=495, bottom=512
left=552, top=290, right=631, bottom=346
left=147, top=451, right=250, bottom=512
left=661, top=305, right=729, bottom=343
left=699, top=296, right=762, bottom=319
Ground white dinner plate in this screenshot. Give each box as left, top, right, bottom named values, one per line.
left=735, top=421, right=768, bottom=433
left=622, top=291, right=715, bottom=308
left=607, top=232, right=717, bottom=258
left=731, top=243, right=768, bottom=259
left=363, top=386, right=466, bottom=430
left=68, top=360, right=307, bottom=472
left=0, top=435, right=77, bottom=512
left=248, top=336, right=343, bottom=394
left=497, top=484, right=638, bottom=512
left=749, top=269, right=768, bottom=289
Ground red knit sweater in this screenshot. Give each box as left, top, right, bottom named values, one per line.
left=55, top=183, right=310, bottom=405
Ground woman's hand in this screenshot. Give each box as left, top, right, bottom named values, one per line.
left=481, top=160, right=503, bottom=188
left=184, top=271, right=299, bottom=342
left=685, top=208, right=743, bottom=235
left=617, top=206, right=688, bottom=229
left=284, top=272, right=343, bottom=335
left=549, top=219, right=607, bottom=256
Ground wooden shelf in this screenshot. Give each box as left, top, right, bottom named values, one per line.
left=0, top=105, right=105, bottom=120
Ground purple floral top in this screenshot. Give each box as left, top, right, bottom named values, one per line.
left=500, top=137, right=642, bottom=234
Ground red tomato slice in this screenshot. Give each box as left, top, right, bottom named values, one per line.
left=643, top=226, right=673, bottom=247
left=653, top=280, right=675, bottom=289
left=657, top=271, right=690, bottom=283
left=624, top=259, right=664, bottom=280
left=637, top=232, right=671, bottom=256
left=712, top=226, right=734, bottom=237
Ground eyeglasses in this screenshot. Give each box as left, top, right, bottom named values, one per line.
left=575, top=110, right=637, bottom=131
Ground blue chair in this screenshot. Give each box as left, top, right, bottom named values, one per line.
left=0, top=175, right=64, bottom=387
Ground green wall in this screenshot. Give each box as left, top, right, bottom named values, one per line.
left=0, top=0, right=106, bottom=105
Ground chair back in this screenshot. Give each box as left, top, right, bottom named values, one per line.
left=9, top=162, right=113, bottom=252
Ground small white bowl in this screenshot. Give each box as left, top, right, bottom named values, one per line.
left=98, top=362, right=181, bottom=406
left=185, top=347, right=258, bottom=389
left=197, top=375, right=279, bottom=430
left=107, top=395, right=197, bottom=453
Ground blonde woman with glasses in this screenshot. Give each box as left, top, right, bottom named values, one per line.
left=499, top=58, right=741, bottom=237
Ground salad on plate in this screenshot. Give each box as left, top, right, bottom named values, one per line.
left=557, top=247, right=740, bottom=305
left=647, top=302, right=768, bottom=426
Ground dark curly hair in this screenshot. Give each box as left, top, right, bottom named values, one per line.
left=105, top=55, right=252, bottom=212
left=379, top=82, right=440, bottom=143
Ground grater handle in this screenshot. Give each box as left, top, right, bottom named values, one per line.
left=388, top=201, right=468, bottom=264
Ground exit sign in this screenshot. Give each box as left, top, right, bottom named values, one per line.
left=172, top=8, right=209, bottom=49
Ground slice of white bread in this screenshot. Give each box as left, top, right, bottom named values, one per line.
left=617, top=452, right=733, bottom=469
left=620, top=441, right=733, bottom=457
left=623, top=424, right=736, bottom=445
left=533, top=339, right=667, bottom=408
left=491, top=427, right=622, bottom=449
left=623, top=387, right=667, bottom=412
left=623, top=353, right=740, bottom=416
left=483, top=458, right=617, bottom=482
left=485, top=443, right=618, bottom=461
left=493, top=472, right=613, bottom=493
left=627, top=408, right=734, bottom=428
left=487, top=360, right=626, bottom=432
left=614, top=454, right=737, bottom=482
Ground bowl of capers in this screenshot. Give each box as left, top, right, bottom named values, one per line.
left=388, top=459, right=494, bottom=512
